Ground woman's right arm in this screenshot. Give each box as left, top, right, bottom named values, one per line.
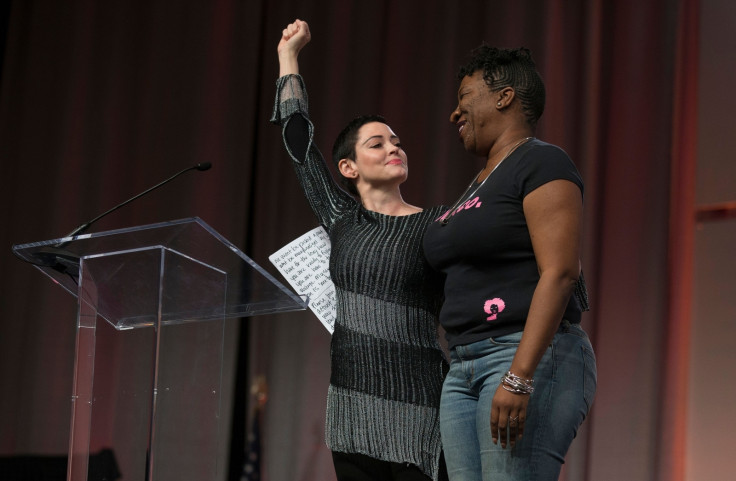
left=277, top=19, right=309, bottom=77
left=271, top=19, right=354, bottom=228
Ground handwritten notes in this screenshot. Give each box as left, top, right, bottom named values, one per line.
left=269, top=226, right=336, bottom=333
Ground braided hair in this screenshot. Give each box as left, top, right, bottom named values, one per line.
left=458, top=45, right=546, bottom=127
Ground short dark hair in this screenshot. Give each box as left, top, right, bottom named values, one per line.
left=458, top=45, right=545, bottom=127
left=331, top=114, right=387, bottom=196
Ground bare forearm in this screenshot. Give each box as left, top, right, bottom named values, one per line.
left=279, top=51, right=299, bottom=77
left=276, top=19, right=310, bottom=77
left=509, top=272, right=577, bottom=379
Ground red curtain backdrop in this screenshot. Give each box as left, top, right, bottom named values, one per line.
left=0, top=1, right=704, bottom=480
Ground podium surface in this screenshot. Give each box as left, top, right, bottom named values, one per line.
left=13, top=218, right=306, bottom=481
left=13, top=217, right=307, bottom=327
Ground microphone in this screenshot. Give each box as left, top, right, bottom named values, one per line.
left=24, top=162, right=212, bottom=275
left=62, top=161, right=213, bottom=240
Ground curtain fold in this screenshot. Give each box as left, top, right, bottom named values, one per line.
left=660, top=0, right=699, bottom=480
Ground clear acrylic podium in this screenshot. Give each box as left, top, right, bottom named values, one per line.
left=12, top=218, right=307, bottom=481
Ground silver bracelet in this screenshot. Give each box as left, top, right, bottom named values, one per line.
left=501, top=371, right=535, bottom=395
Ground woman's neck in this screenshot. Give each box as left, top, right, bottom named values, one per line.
left=358, top=187, right=421, bottom=216
left=480, top=131, right=535, bottom=181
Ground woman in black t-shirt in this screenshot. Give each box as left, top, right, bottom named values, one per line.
left=423, top=45, right=596, bottom=481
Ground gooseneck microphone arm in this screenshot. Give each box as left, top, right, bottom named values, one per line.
left=63, top=161, right=212, bottom=239
left=18, top=161, right=212, bottom=274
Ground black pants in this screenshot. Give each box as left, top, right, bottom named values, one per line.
left=332, top=451, right=448, bottom=481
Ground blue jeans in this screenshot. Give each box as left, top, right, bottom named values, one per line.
left=440, top=321, right=596, bottom=481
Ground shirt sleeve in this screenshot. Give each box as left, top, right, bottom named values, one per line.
left=515, top=142, right=590, bottom=312
left=516, top=143, right=584, bottom=198
left=270, top=74, right=356, bottom=230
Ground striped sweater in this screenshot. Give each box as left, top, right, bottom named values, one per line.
left=271, top=74, right=447, bottom=480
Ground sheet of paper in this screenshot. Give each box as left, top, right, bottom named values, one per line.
left=269, top=226, right=336, bottom=333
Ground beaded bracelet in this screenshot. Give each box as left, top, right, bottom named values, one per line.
left=501, top=371, right=535, bottom=395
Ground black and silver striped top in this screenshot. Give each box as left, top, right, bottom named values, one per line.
left=271, top=74, right=447, bottom=480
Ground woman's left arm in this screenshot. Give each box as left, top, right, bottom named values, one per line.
left=490, top=178, right=582, bottom=448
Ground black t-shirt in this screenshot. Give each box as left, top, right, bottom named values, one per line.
left=423, top=139, right=584, bottom=349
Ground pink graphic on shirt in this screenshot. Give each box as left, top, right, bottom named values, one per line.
left=484, top=298, right=506, bottom=321
left=435, top=196, right=484, bottom=223
left=463, top=197, right=482, bottom=210
left=436, top=210, right=451, bottom=222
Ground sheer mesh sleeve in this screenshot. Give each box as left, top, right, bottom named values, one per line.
left=270, top=74, right=355, bottom=229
